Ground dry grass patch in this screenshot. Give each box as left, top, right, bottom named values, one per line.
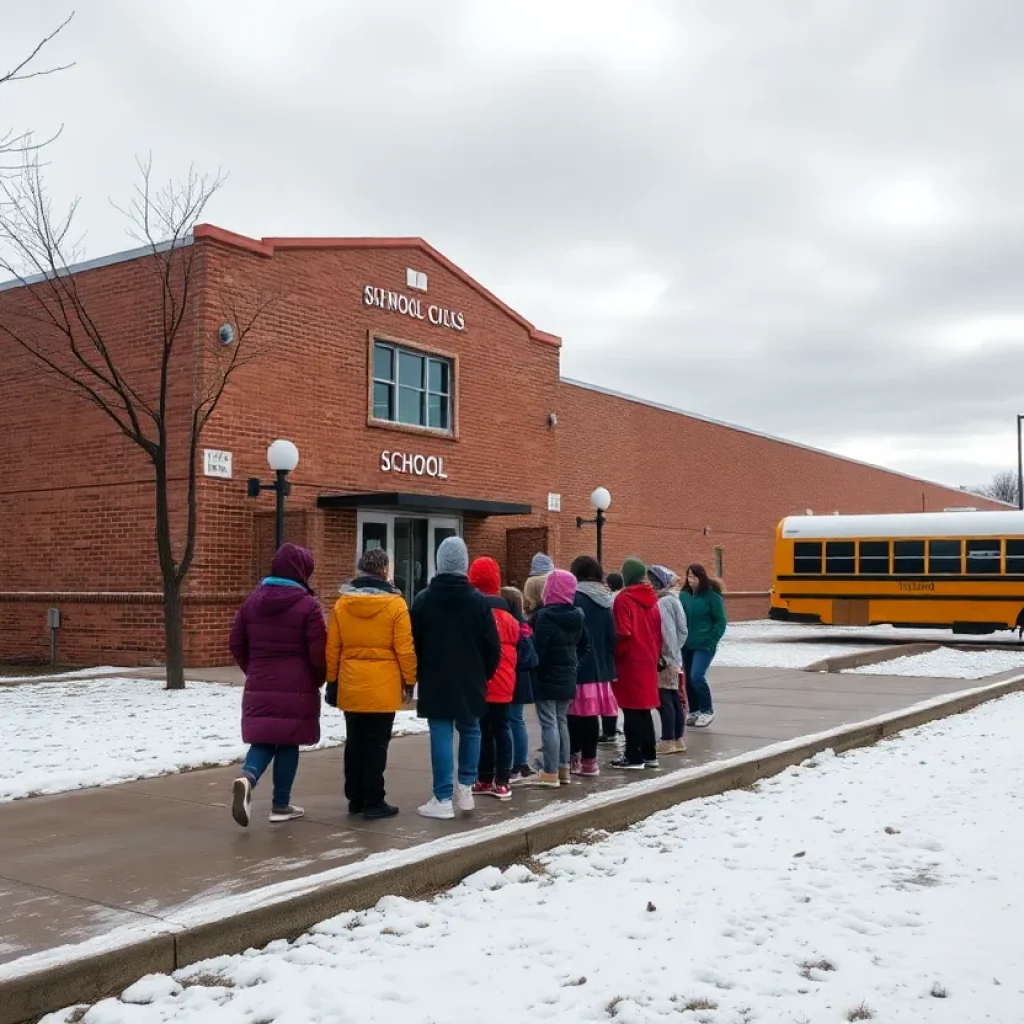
left=847, top=1002, right=875, bottom=1021
left=799, top=957, right=836, bottom=979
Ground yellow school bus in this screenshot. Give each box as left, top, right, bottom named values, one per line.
left=769, top=510, right=1024, bottom=635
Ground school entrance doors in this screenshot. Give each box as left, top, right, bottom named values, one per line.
left=356, top=509, right=461, bottom=606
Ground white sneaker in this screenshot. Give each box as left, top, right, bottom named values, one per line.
left=693, top=712, right=716, bottom=728
left=418, top=797, right=455, bottom=820
left=231, top=777, right=251, bottom=828
left=454, top=783, right=475, bottom=813
left=268, top=804, right=304, bottom=823
left=685, top=712, right=698, bottom=726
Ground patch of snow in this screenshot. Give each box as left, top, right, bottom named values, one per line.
left=120, top=974, right=182, bottom=1004
left=0, top=677, right=427, bottom=802
left=849, top=647, right=1024, bottom=679
left=39, top=689, right=1024, bottom=1023
left=728, top=619, right=1024, bottom=647
left=0, top=666, right=125, bottom=684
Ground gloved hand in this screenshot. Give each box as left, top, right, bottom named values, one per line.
left=325, top=681, right=338, bottom=707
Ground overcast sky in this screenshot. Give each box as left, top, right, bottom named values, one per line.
left=4, top=1, right=1022, bottom=490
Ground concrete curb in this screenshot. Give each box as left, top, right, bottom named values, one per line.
left=8, top=674, right=1024, bottom=1024
left=804, top=642, right=940, bottom=674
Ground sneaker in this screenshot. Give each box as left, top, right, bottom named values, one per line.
left=655, top=740, right=677, bottom=756
left=674, top=739, right=688, bottom=754
left=598, top=734, right=618, bottom=745
left=472, top=781, right=495, bottom=797
left=513, top=763, right=536, bottom=783
left=569, top=754, right=583, bottom=775
left=685, top=712, right=698, bottom=727
left=418, top=797, right=455, bottom=820
left=558, top=765, right=571, bottom=785
left=454, top=783, right=475, bottom=813
left=268, top=804, right=304, bottom=823
left=580, top=758, right=600, bottom=777
left=644, top=760, right=661, bottom=770
left=508, top=770, right=523, bottom=785
left=362, top=802, right=399, bottom=821
left=534, top=771, right=561, bottom=787
left=231, top=777, right=252, bottom=828
left=610, top=756, right=644, bottom=770
left=692, top=712, right=716, bottom=728
left=490, top=784, right=512, bottom=801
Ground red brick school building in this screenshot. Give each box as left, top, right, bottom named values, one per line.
left=0, top=225, right=998, bottom=666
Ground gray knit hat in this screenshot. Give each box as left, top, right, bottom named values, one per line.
left=436, top=536, right=470, bottom=576
left=647, top=564, right=676, bottom=590
left=530, top=552, right=555, bottom=575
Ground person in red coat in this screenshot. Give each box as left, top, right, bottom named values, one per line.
left=228, top=543, right=327, bottom=827
left=611, top=557, right=662, bottom=770
left=468, top=557, right=520, bottom=800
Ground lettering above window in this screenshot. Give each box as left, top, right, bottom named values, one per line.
left=363, top=285, right=466, bottom=332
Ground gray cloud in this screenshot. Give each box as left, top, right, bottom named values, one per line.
left=4, top=0, right=1024, bottom=488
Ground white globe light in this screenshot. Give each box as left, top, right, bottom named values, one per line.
left=267, top=438, right=299, bottom=473
left=591, top=486, right=611, bottom=512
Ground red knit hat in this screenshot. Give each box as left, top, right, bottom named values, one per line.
left=468, top=556, right=501, bottom=596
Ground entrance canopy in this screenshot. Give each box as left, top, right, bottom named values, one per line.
left=317, top=492, right=531, bottom=517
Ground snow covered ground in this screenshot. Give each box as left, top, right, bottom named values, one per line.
left=726, top=619, right=1024, bottom=647
left=716, top=621, right=884, bottom=668
left=43, top=692, right=1024, bottom=1024
left=849, top=647, right=1024, bottom=679
left=0, top=677, right=426, bottom=802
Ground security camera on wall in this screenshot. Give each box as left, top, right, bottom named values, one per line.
left=548, top=412, right=558, bottom=428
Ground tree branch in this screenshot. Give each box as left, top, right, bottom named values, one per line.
left=1, top=13, right=75, bottom=86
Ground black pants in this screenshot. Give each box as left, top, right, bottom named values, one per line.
left=478, top=703, right=512, bottom=785
left=568, top=714, right=599, bottom=759
left=658, top=688, right=685, bottom=740
left=622, top=708, right=657, bottom=765
left=601, top=715, right=619, bottom=737
left=343, top=711, right=395, bottom=809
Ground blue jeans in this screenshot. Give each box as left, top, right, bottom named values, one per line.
left=506, top=703, right=530, bottom=768
left=535, top=699, right=570, bottom=774
left=428, top=718, right=481, bottom=802
left=683, top=649, right=715, bottom=714
left=242, top=744, right=299, bottom=808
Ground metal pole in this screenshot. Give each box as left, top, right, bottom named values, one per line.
left=596, top=508, right=605, bottom=568
left=275, top=469, right=288, bottom=550
left=1017, top=415, right=1023, bottom=510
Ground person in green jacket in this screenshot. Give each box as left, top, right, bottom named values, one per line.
left=679, top=563, right=726, bottom=727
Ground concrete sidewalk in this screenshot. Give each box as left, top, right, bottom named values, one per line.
left=3, top=665, right=1022, bottom=1022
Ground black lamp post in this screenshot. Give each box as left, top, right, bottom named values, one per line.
left=1017, top=415, right=1023, bottom=510
left=247, top=439, right=300, bottom=551
left=576, top=486, right=611, bottom=566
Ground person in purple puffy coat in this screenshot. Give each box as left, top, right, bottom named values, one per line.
left=228, top=543, right=327, bottom=827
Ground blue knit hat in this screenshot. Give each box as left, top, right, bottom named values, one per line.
left=530, top=552, right=555, bottom=575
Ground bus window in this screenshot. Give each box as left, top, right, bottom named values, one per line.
left=928, top=539, right=962, bottom=575
left=894, top=540, right=925, bottom=575
left=966, top=539, right=1001, bottom=575
left=825, top=541, right=855, bottom=574
left=1007, top=540, right=1024, bottom=574
left=794, top=541, right=822, bottom=574
left=858, top=540, right=890, bottom=575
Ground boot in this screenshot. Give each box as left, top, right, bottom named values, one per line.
left=558, top=765, right=571, bottom=785
left=580, top=757, right=600, bottom=777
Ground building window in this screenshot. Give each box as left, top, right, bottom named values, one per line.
left=793, top=541, right=822, bottom=574
left=858, top=540, right=890, bottom=575
left=966, top=539, right=1001, bottom=575
left=825, top=541, right=855, bottom=575
left=713, top=546, right=724, bottom=579
left=928, top=539, right=962, bottom=575
left=894, top=540, right=925, bottom=575
left=372, top=341, right=452, bottom=431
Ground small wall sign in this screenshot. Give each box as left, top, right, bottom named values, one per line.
left=203, top=449, right=233, bottom=479
left=381, top=450, right=449, bottom=480
left=547, top=493, right=561, bottom=512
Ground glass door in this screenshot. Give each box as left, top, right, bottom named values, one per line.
left=394, top=517, right=429, bottom=605
left=428, top=517, right=462, bottom=580
left=358, top=515, right=391, bottom=567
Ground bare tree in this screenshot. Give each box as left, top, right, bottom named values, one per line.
left=2, top=14, right=75, bottom=175
left=0, top=157, right=272, bottom=688
left=977, top=470, right=1020, bottom=506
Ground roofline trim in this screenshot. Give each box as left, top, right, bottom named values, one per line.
left=559, top=376, right=1006, bottom=506
left=192, top=224, right=562, bottom=348
left=0, top=237, right=190, bottom=294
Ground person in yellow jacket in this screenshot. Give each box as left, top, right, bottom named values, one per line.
left=325, top=548, right=417, bottom=821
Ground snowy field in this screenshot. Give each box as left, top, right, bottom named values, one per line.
left=44, top=693, right=1024, bottom=1024
left=0, top=678, right=426, bottom=802
left=849, top=647, right=1024, bottom=679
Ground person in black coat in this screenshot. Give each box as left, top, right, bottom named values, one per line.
left=531, top=569, right=590, bottom=786
left=411, top=538, right=500, bottom=820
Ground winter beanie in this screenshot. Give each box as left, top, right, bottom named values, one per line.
left=436, top=536, right=470, bottom=576
left=543, top=568, right=578, bottom=606
left=358, top=547, right=391, bottom=579
left=530, top=552, right=555, bottom=576
left=621, top=557, right=648, bottom=588
left=468, top=556, right=502, bottom=596
left=647, top=564, right=676, bottom=590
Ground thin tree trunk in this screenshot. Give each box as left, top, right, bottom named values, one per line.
left=163, top=573, right=185, bottom=691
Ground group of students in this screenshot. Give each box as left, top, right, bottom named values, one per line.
left=226, top=537, right=726, bottom=826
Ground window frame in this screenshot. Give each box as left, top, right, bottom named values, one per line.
left=928, top=539, right=963, bottom=575
left=824, top=540, right=856, bottom=576
left=366, top=331, right=460, bottom=439
left=893, top=539, right=926, bottom=576
left=857, top=540, right=891, bottom=576
left=1006, top=539, right=1024, bottom=575
left=966, top=539, right=1002, bottom=576
left=793, top=541, right=823, bottom=575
